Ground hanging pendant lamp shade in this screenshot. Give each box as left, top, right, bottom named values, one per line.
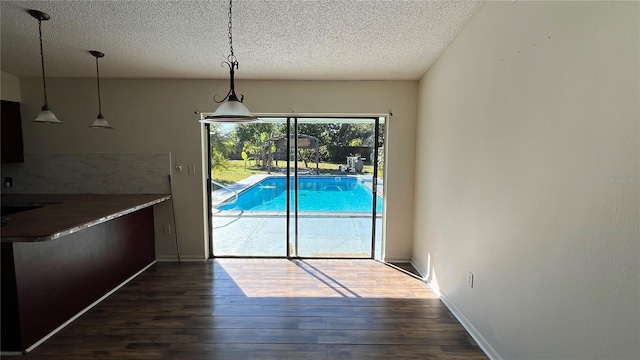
left=88, top=50, right=113, bottom=129
left=211, top=99, right=253, bottom=119
left=90, top=114, right=112, bottom=129
left=202, top=84, right=257, bottom=123
left=34, top=107, right=60, bottom=123
left=200, top=0, right=257, bottom=124
left=29, top=9, right=60, bottom=124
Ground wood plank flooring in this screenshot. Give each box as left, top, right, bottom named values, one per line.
left=21, top=259, right=487, bottom=359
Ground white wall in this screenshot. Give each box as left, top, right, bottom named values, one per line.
left=18, top=78, right=417, bottom=261
left=1, top=71, right=21, bottom=101
left=413, top=1, right=639, bottom=359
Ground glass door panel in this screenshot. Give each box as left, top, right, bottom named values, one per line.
left=373, top=118, right=385, bottom=260
left=210, top=118, right=288, bottom=256
left=293, top=117, right=379, bottom=258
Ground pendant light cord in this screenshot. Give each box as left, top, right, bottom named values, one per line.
left=227, top=0, right=235, bottom=62
left=95, top=56, right=103, bottom=116
left=38, top=19, right=48, bottom=108
left=213, top=0, right=247, bottom=105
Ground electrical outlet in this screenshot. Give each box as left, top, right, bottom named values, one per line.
left=164, top=224, right=172, bottom=235
left=468, top=272, right=474, bottom=288
left=188, top=165, right=196, bottom=175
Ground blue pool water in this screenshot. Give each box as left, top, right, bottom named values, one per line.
left=218, top=176, right=383, bottom=212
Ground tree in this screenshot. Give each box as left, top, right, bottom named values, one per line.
left=232, top=123, right=280, bottom=167
left=209, top=124, right=233, bottom=172
left=325, top=123, right=374, bottom=162
left=233, top=123, right=278, bottom=149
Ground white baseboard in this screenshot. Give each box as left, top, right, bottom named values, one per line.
left=24, top=261, right=157, bottom=353
left=156, top=255, right=207, bottom=262
left=410, top=259, right=428, bottom=279
left=408, top=258, right=500, bottom=360
left=383, top=257, right=412, bottom=263
left=437, top=290, right=502, bottom=360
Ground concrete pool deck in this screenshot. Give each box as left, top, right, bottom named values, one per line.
left=211, top=174, right=384, bottom=258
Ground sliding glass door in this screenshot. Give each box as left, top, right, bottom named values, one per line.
left=209, top=118, right=289, bottom=257
left=291, top=117, right=381, bottom=258
left=208, top=116, right=385, bottom=259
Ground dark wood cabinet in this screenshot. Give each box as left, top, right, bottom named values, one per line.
left=1, top=100, right=24, bottom=163
left=1, top=207, right=156, bottom=352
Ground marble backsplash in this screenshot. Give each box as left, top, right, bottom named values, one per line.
left=1, top=153, right=171, bottom=195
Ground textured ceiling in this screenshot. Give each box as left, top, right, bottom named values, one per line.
left=0, top=0, right=482, bottom=80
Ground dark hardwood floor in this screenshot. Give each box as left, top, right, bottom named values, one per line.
left=22, top=259, right=487, bottom=359
left=388, top=262, right=422, bottom=278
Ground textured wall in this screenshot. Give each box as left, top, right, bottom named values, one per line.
left=413, top=1, right=639, bottom=359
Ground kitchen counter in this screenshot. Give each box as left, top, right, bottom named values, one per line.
left=1, top=194, right=168, bottom=352
left=1, top=194, right=170, bottom=242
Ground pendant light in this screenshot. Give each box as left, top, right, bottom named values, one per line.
left=201, top=0, right=257, bottom=124
left=89, top=51, right=113, bottom=129
left=29, top=9, right=60, bottom=124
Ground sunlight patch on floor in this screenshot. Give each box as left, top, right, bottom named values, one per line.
left=217, top=259, right=440, bottom=299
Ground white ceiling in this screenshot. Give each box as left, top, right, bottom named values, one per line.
left=0, top=0, right=482, bottom=81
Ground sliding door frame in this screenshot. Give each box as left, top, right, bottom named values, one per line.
left=206, top=123, right=214, bottom=258
left=206, top=114, right=388, bottom=260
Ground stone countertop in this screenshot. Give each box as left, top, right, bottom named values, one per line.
left=1, top=194, right=171, bottom=242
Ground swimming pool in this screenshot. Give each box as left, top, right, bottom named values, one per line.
left=217, top=176, right=383, bottom=212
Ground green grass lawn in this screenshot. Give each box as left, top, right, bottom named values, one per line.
left=212, top=159, right=383, bottom=185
